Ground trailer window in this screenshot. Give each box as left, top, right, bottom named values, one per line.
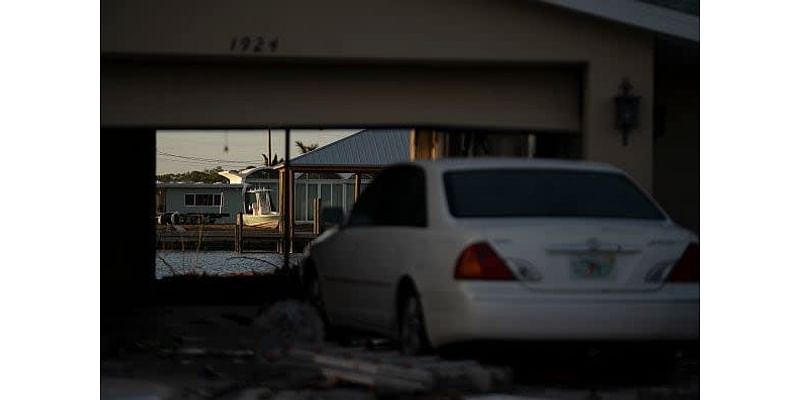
left=184, top=194, right=222, bottom=207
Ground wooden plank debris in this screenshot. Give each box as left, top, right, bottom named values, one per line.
left=271, top=345, right=513, bottom=394
left=160, top=346, right=256, bottom=358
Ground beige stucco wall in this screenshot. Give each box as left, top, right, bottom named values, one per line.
left=584, top=48, right=654, bottom=189
left=102, top=0, right=655, bottom=188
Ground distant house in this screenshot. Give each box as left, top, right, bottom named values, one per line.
left=155, top=182, right=243, bottom=224
left=219, top=128, right=410, bottom=225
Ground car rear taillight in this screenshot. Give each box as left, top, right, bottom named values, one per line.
left=454, top=242, right=515, bottom=280
left=667, top=243, right=700, bottom=283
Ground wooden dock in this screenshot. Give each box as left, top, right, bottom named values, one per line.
left=156, top=223, right=320, bottom=252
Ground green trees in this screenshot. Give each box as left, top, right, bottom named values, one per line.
left=157, top=166, right=228, bottom=183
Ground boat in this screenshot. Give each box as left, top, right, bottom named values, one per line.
left=243, top=186, right=280, bottom=228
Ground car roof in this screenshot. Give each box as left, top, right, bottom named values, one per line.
left=402, top=157, right=623, bottom=174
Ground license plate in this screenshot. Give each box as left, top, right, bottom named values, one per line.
left=570, top=253, right=615, bottom=279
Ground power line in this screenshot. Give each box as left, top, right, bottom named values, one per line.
left=158, top=154, right=261, bottom=165
left=158, top=151, right=262, bottom=164
left=156, top=157, right=257, bottom=169
left=156, top=154, right=264, bottom=167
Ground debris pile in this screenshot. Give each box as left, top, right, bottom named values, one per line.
left=254, top=300, right=325, bottom=353
left=266, top=346, right=513, bottom=395
left=254, top=301, right=512, bottom=395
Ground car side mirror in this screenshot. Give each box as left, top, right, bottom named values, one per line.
left=321, top=207, right=344, bottom=229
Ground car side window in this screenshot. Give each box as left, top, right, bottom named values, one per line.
left=378, top=166, right=426, bottom=227
left=347, top=166, right=427, bottom=228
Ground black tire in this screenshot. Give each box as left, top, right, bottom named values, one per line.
left=303, top=265, right=324, bottom=314
left=303, top=264, right=355, bottom=343
left=398, top=292, right=432, bottom=355
left=303, top=264, right=335, bottom=332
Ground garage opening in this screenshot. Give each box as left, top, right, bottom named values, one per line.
left=153, top=126, right=583, bottom=287
left=103, top=61, right=588, bottom=322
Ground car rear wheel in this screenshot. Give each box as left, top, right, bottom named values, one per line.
left=399, top=294, right=431, bottom=355
left=303, top=264, right=343, bottom=340
left=303, top=266, right=326, bottom=319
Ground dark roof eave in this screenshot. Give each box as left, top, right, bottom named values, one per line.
left=536, top=0, right=699, bottom=42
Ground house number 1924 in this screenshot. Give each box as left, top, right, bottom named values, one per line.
left=229, top=36, right=278, bottom=53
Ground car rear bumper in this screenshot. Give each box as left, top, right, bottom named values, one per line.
left=423, top=282, right=699, bottom=347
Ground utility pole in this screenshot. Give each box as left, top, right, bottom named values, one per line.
left=283, top=129, right=291, bottom=270
left=268, top=128, right=272, bottom=166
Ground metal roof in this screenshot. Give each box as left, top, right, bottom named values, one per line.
left=156, top=182, right=243, bottom=189
left=537, top=0, right=699, bottom=42
left=278, top=129, right=410, bottom=169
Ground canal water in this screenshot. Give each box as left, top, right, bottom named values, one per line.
left=156, top=250, right=304, bottom=279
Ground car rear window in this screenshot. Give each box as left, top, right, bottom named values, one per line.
left=443, top=169, right=666, bottom=219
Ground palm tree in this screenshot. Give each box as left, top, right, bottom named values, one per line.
left=262, top=153, right=284, bottom=166
left=295, top=141, right=319, bottom=154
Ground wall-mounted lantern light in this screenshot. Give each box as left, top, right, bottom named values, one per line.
left=614, top=79, right=641, bottom=146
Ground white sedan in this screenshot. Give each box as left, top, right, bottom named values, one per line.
left=301, top=158, right=699, bottom=354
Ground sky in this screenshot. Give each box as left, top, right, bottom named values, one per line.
left=156, top=129, right=361, bottom=174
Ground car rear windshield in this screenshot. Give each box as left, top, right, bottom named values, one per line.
left=443, top=169, right=666, bottom=219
